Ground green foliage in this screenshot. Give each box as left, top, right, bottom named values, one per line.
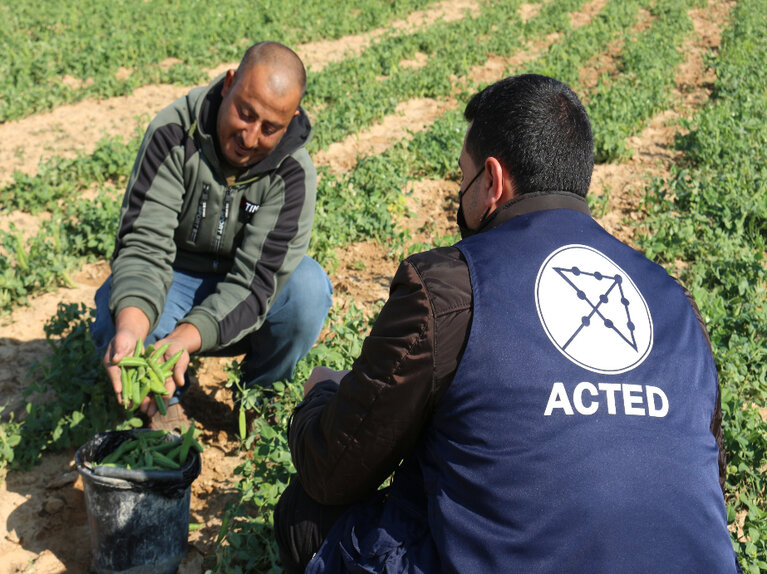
left=525, top=0, right=652, bottom=88
left=404, top=110, right=465, bottom=180
left=636, top=0, right=767, bottom=567
left=587, top=0, right=697, bottom=162
left=0, top=135, right=135, bottom=213
left=0, top=407, right=22, bottom=472
left=1, top=0, right=438, bottom=121
left=211, top=301, right=371, bottom=572
left=309, top=110, right=466, bottom=269
left=587, top=189, right=610, bottom=219
left=306, top=0, right=597, bottom=151
left=0, top=191, right=120, bottom=313
left=0, top=303, right=127, bottom=471
left=1, top=0, right=765, bottom=571
left=404, top=231, right=461, bottom=258
left=2, top=0, right=640, bottom=311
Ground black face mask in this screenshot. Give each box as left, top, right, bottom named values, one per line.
left=456, top=166, right=488, bottom=239
left=456, top=203, right=474, bottom=239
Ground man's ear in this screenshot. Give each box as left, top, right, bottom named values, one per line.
left=483, top=157, right=512, bottom=211
left=221, top=69, right=237, bottom=98
left=483, top=157, right=515, bottom=208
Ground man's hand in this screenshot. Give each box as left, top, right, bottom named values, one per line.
left=145, top=323, right=201, bottom=417
left=104, top=307, right=150, bottom=408
left=143, top=338, right=190, bottom=416
left=304, top=366, right=351, bottom=397
left=104, top=308, right=203, bottom=416
left=104, top=330, right=142, bottom=406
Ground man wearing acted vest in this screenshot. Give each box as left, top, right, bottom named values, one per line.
left=91, top=42, right=332, bottom=430
left=273, top=74, right=739, bottom=573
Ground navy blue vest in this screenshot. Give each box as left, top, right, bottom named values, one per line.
left=414, top=208, right=734, bottom=572
left=307, top=208, right=736, bottom=574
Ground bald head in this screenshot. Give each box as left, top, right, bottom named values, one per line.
left=238, top=41, right=307, bottom=99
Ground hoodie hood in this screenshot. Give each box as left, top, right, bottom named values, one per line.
left=189, top=75, right=313, bottom=182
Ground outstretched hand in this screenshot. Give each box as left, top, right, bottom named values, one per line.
left=143, top=336, right=191, bottom=417
left=104, top=329, right=142, bottom=406
left=103, top=308, right=201, bottom=416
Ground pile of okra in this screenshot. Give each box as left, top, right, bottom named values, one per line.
left=115, top=339, right=182, bottom=415
left=96, top=426, right=202, bottom=470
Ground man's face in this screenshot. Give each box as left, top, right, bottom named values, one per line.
left=457, top=139, right=486, bottom=231
left=216, top=65, right=301, bottom=169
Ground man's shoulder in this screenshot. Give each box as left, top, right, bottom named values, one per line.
left=404, top=245, right=471, bottom=310
left=407, top=244, right=465, bottom=269
left=149, top=82, right=211, bottom=133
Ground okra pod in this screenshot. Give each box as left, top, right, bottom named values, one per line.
left=117, top=356, right=147, bottom=368
left=164, top=350, right=184, bottom=370
left=155, top=394, right=167, bottom=415
left=152, top=451, right=181, bottom=470
left=121, top=368, right=131, bottom=406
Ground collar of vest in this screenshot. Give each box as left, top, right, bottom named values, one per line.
left=479, top=190, right=591, bottom=233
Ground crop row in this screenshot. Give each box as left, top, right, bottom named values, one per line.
left=1, top=0, right=438, bottom=122
left=636, top=0, right=767, bottom=568
left=0, top=0, right=700, bottom=312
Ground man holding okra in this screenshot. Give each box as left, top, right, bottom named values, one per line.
left=91, top=41, right=332, bottom=430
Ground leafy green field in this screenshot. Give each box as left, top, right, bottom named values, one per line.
left=1, top=0, right=765, bottom=572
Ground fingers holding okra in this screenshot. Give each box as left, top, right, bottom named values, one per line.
left=112, top=339, right=185, bottom=413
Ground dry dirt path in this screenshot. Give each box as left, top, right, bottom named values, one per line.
left=0, top=0, right=734, bottom=572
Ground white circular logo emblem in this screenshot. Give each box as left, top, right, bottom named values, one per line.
left=535, top=244, right=653, bottom=374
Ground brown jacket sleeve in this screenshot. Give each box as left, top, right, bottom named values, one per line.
left=674, top=278, right=726, bottom=494
left=288, top=247, right=472, bottom=506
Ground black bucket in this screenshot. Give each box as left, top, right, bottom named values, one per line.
left=75, top=429, right=202, bottom=574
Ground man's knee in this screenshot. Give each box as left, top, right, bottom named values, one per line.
left=90, top=278, right=115, bottom=353
left=273, top=477, right=318, bottom=574
left=273, top=257, right=332, bottom=342
left=273, top=476, right=349, bottom=573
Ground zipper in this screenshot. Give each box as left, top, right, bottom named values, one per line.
left=188, top=185, right=209, bottom=243
left=213, top=187, right=233, bottom=271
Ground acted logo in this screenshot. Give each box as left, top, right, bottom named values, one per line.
left=535, top=244, right=653, bottom=375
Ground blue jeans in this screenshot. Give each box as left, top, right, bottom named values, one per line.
left=91, top=256, right=333, bottom=392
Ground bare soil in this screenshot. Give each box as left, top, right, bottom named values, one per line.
left=0, top=1, right=733, bottom=572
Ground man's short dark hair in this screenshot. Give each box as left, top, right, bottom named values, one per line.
left=463, top=74, right=593, bottom=197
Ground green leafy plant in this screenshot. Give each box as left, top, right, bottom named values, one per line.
left=636, top=0, right=767, bottom=567
left=211, top=301, right=372, bottom=572
left=1, top=0, right=438, bottom=122
left=0, top=303, right=130, bottom=471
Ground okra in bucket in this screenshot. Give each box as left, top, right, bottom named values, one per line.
left=75, top=429, right=202, bottom=574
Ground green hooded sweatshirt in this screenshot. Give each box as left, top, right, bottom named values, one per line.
left=110, top=74, right=317, bottom=352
